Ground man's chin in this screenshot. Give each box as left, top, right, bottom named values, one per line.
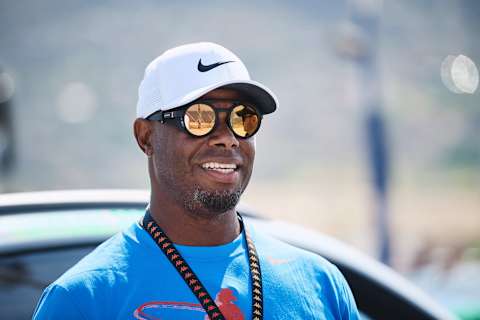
left=184, top=187, right=242, bottom=215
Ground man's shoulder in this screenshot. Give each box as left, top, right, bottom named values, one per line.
left=33, top=222, right=160, bottom=319
left=54, top=222, right=145, bottom=290
left=248, top=224, right=360, bottom=319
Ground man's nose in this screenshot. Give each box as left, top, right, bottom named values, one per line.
left=207, top=112, right=239, bottom=149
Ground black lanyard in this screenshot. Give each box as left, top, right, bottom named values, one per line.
left=141, top=211, right=263, bottom=320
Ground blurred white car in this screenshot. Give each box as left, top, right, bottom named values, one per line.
left=0, top=190, right=457, bottom=320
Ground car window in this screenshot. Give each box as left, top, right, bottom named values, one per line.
left=0, top=246, right=95, bottom=319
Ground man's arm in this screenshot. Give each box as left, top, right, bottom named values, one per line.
left=332, top=265, right=360, bottom=320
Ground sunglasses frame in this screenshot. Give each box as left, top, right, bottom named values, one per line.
left=147, top=99, right=263, bottom=139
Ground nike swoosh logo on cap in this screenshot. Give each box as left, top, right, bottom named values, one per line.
left=197, top=59, right=234, bottom=72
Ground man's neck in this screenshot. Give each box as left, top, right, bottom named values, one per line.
left=148, top=198, right=241, bottom=246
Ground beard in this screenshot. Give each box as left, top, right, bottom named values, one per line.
left=152, top=159, right=246, bottom=217
left=150, top=143, right=250, bottom=217
left=184, top=186, right=242, bottom=215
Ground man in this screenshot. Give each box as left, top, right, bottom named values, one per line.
left=33, top=42, right=359, bottom=319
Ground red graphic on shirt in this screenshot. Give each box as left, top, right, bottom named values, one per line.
left=204, top=288, right=244, bottom=320
left=133, top=288, right=245, bottom=320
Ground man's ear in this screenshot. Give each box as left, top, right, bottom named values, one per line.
left=133, top=118, right=153, bottom=157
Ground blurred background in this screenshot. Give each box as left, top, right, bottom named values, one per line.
left=0, top=0, right=479, bottom=317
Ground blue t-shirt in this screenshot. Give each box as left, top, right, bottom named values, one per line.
left=33, top=221, right=359, bottom=319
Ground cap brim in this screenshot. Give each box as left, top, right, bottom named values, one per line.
left=163, top=79, right=278, bottom=116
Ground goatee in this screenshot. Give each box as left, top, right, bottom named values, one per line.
left=185, top=187, right=242, bottom=214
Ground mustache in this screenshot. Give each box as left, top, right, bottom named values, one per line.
left=195, top=149, right=243, bottom=161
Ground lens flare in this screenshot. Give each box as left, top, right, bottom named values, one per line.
left=441, top=55, right=479, bottom=94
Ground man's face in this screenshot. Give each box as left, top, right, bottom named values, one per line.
left=148, top=88, right=256, bottom=216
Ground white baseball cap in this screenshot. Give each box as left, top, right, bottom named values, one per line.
left=136, top=42, right=278, bottom=119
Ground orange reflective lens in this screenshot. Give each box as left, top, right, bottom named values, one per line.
left=184, top=103, right=215, bottom=136
left=183, top=103, right=260, bottom=138
left=230, top=104, right=260, bottom=138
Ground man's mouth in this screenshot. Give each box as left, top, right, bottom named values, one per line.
left=201, top=162, right=238, bottom=174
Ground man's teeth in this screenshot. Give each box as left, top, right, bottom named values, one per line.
left=202, top=162, right=237, bottom=173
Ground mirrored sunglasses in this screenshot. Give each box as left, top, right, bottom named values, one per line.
left=147, top=100, right=262, bottom=139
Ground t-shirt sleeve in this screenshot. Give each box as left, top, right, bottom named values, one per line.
left=32, top=284, right=87, bottom=320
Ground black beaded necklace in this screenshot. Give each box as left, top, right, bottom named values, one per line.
left=141, top=211, right=264, bottom=320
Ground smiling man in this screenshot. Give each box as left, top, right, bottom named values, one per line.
left=33, top=42, right=359, bottom=319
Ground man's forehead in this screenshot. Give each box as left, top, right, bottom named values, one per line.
left=200, top=88, right=248, bottom=101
